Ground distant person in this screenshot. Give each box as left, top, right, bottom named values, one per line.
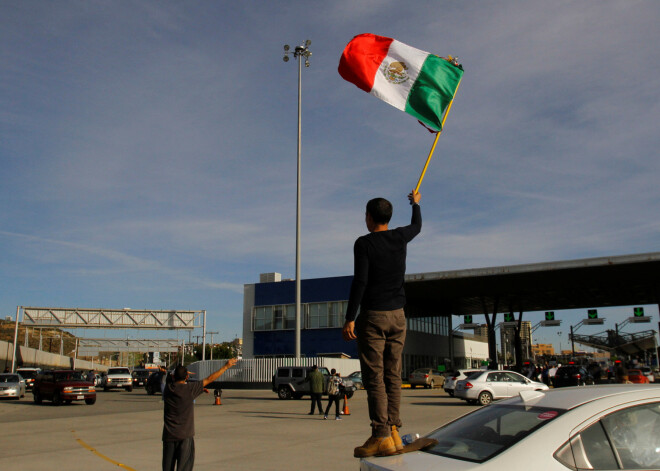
left=343, top=190, right=422, bottom=458
left=86, top=370, right=95, bottom=383
left=324, top=369, right=343, bottom=420
left=614, top=360, right=629, bottom=384
left=162, top=359, right=237, bottom=471
left=303, top=365, right=324, bottom=415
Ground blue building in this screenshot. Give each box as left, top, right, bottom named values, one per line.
left=242, top=273, right=467, bottom=377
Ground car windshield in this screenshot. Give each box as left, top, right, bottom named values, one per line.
left=466, top=371, right=483, bottom=380
left=17, top=370, right=38, bottom=379
left=412, top=369, right=429, bottom=374
left=109, top=368, right=130, bottom=375
left=0, top=375, right=20, bottom=383
left=424, top=404, right=565, bottom=463
left=132, top=370, right=150, bottom=378
left=54, top=371, right=85, bottom=381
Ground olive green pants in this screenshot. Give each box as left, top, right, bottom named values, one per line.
left=356, top=308, right=406, bottom=438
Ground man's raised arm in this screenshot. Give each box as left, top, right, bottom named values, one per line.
left=202, top=358, right=238, bottom=387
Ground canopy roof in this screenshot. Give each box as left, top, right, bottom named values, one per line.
left=404, top=252, right=660, bottom=317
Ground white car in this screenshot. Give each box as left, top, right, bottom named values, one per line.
left=443, top=369, right=482, bottom=397
left=455, top=370, right=549, bottom=405
left=362, top=385, right=660, bottom=471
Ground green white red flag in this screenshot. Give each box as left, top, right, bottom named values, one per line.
left=338, top=33, right=463, bottom=132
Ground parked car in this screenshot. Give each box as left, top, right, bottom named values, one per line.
left=271, top=366, right=356, bottom=400
left=345, top=371, right=363, bottom=389
left=409, top=368, right=445, bottom=389
left=552, top=364, right=595, bottom=388
left=131, top=368, right=151, bottom=388
left=627, top=368, right=650, bottom=384
left=443, top=369, right=481, bottom=397
left=32, top=370, right=96, bottom=405
left=454, top=370, right=549, bottom=405
left=101, top=367, right=133, bottom=392
left=0, top=373, right=26, bottom=399
left=640, top=366, right=655, bottom=383
left=361, top=385, right=660, bottom=471
left=16, top=367, right=41, bottom=391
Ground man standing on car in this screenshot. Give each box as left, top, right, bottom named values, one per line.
left=343, top=190, right=422, bottom=458
left=162, top=358, right=237, bottom=471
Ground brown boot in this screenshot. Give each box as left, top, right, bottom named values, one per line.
left=354, top=435, right=397, bottom=458
left=391, top=425, right=404, bottom=451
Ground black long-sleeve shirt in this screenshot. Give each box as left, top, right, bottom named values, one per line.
left=345, top=204, right=421, bottom=322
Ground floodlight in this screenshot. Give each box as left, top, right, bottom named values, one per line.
left=284, top=45, right=290, bottom=51
left=283, top=56, right=289, bottom=62
left=305, top=39, right=311, bottom=46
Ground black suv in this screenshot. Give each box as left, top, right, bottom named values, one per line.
left=272, top=366, right=356, bottom=400
left=553, top=365, right=595, bottom=388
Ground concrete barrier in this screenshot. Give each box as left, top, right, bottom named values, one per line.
left=0, top=339, right=107, bottom=372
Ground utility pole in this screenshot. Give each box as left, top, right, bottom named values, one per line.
left=207, top=331, right=219, bottom=361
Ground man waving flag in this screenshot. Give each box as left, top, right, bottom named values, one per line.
left=338, top=33, right=463, bottom=132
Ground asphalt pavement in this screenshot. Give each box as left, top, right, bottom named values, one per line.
left=0, top=387, right=478, bottom=470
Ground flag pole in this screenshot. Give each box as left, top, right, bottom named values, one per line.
left=414, top=79, right=462, bottom=193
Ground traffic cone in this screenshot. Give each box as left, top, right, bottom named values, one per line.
left=342, top=395, right=350, bottom=415
left=214, top=395, right=222, bottom=405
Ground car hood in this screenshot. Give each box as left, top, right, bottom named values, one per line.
left=361, top=451, right=479, bottom=471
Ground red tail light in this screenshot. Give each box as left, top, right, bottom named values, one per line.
left=424, top=374, right=429, bottom=378
left=572, top=373, right=581, bottom=379
left=464, top=382, right=473, bottom=389
left=451, top=376, right=458, bottom=381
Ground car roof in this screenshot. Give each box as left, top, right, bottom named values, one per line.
left=498, top=384, right=660, bottom=410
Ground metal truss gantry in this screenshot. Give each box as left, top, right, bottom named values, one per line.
left=77, top=338, right=182, bottom=356
left=20, top=307, right=203, bottom=329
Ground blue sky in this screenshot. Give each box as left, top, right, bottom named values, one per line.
left=2, top=1, right=659, bottom=350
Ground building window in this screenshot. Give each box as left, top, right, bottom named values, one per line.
left=253, top=301, right=347, bottom=331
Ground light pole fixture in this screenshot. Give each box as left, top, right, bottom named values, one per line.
left=283, top=40, right=312, bottom=359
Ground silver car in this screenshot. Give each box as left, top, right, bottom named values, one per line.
left=361, top=385, right=660, bottom=471
left=443, top=369, right=482, bottom=396
left=455, top=370, right=548, bottom=405
left=409, top=368, right=445, bottom=389
left=0, top=373, right=26, bottom=399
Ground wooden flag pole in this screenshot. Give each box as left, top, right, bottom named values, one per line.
left=414, top=79, right=462, bottom=193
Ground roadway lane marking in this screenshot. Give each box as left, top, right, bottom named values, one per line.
left=71, top=431, right=137, bottom=471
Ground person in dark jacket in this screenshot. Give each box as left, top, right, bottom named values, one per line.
left=343, top=190, right=422, bottom=458
left=303, top=365, right=325, bottom=415
left=162, top=359, right=237, bottom=471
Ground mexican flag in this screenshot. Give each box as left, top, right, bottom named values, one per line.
left=338, top=33, right=463, bottom=132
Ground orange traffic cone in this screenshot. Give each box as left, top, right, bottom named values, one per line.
left=342, top=395, right=350, bottom=415
left=214, top=395, right=222, bottom=405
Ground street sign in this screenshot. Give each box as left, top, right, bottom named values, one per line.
left=459, top=323, right=481, bottom=330
left=628, top=316, right=651, bottom=324
left=464, top=315, right=473, bottom=324
left=545, top=312, right=555, bottom=321
left=587, top=309, right=598, bottom=319
left=583, top=318, right=604, bottom=325
left=504, top=313, right=515, bottom=322
left=541, top=320, right=561, bottom=327
left=502, top=322, right=517, bottom=328
left=634, top=307, right=644, bottom=317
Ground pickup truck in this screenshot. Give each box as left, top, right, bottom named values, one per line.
left=101, top=367, right=133, bottom=392
left=33, top=370, right=96, bottom=405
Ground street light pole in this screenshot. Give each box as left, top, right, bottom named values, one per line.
left=284, top=40, right=312, bottom=359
